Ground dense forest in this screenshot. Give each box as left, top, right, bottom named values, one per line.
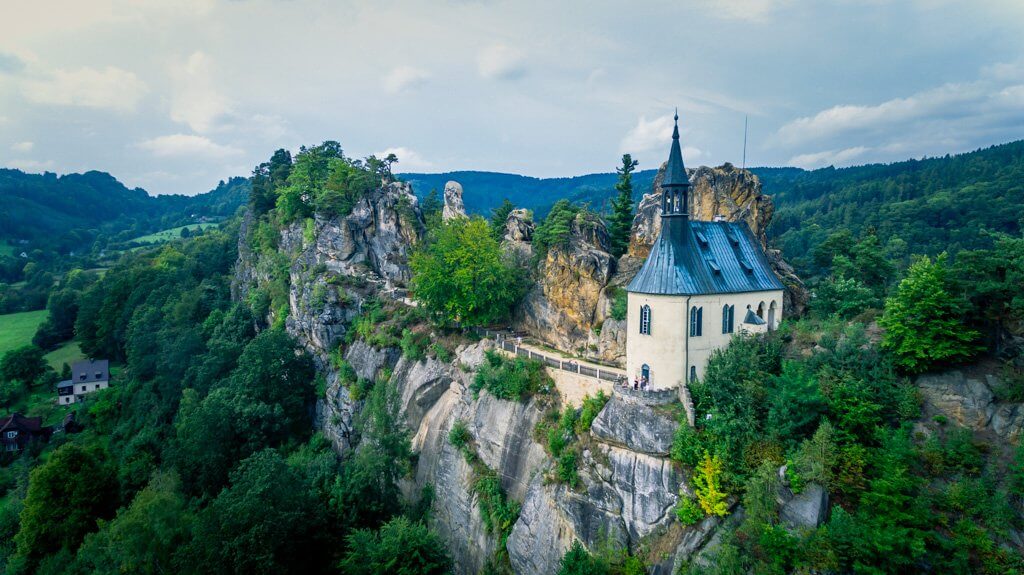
left=763, top=140, right=1024, bottom=280
left=0, top=224, right=450, bottom=573
left=0, top=171, right=248, bottom=312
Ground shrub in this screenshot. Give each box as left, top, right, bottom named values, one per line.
left=429, top=343, right=453, bottom=363
left=471, top=350, right=551, bottom=401
left=576, top=391, right=609, bottom=434
left=448, top=420, right=472, bottom=452
left=693, top=451, right=729, bottom=517
left=400, top=329, right=427, bottom=362
left=471, top=470, right=520, bottom=544
left=671, top=423, right=704, bottom=468
left=609, top=288, right=627, bottom=322
left=556, top=452, right=579, bottom=488
left=557, top=540, right=609, bottom=575
left=675, top=495, right=704, bottom=526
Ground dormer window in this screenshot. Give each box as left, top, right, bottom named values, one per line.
left=79, top=374, right=86, bottom=381
left=95, top=372, right=103, bottom=379
left=639, top=305, right=652, bottom=335
left=696, top=232, right=709, bottom=247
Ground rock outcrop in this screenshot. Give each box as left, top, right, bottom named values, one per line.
left=629, top=163, right=773, bottom=258
left=443, top=180, right=466, bottom=221
left=590, top=396, right=677, bottom=456
left=515, top=211, right=616, bottom=355
left=503, top=208, right=535, bottom=264
left=917, top=370, right=1024, bottom=442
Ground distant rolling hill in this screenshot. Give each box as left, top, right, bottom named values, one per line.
left=0, top=169, right=249, bottom=252
left=400, top=169, right=659, bottom=218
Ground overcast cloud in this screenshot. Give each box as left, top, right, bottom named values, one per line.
left=1, top=0, right=1022, bottom=195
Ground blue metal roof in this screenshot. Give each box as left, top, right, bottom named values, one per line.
left=627, top=218, right=785, bottom=296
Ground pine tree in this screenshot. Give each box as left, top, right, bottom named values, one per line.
left=489, top=198, right=515, bottom=242
left=607, top=154, right=639, bottom=258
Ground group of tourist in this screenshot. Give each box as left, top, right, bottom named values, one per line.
left=621, top=375, right=649, bottom=392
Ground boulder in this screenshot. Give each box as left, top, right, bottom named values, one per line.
left=917, top=370, right=1024, bottom=442
left=590, top=396, right=678, bottom=456
left=779, top=483, right=830, bottom=529
left=442, top=180, right=466, bottom=221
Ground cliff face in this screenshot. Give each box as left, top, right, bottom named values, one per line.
left=230, top=170, right=810, bottom=573
left=515, top=211, right=617, bottom=357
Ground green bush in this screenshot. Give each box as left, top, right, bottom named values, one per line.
left=471, top=471, right=520, bottom=544
left=470, top=350, right=551, bottom=401
left=448, top=420, right=472, bottom=452
left=576, top=391, right=609, bottom=434
left=556, top=452, right=579, bottom=488
left=675, top=495, right=704, bottom=526
left=609, top=288, right=627, bottom=322
left=400, top=329, right=427, bottom=362
left=429, top=343, right=453, bottom=363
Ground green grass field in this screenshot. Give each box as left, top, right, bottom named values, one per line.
left=44, top=341, right=84, bottom=371
left=130, top=223, right=219, bottom=245
left=0, top=309, right=47, bottom=357
left=0, top=243, right=14, bottom=258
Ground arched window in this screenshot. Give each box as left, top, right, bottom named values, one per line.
left=639, top=305, right=651, bottom=335
left=757, top=301, right=765, bottom=319
left=689, top=366, right=697, bottom=383
left=722, top=304, right=735, bottom=334
left=689, top=306, right=703, bottom=337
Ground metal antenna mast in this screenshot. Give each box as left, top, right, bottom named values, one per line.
left=742, top=115, right=748, bottom=169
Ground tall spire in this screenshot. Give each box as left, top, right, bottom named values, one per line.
left=662, top=110, right=689, bottom=189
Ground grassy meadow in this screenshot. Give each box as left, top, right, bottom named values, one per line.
left=130, top=223, right=219, bottom=245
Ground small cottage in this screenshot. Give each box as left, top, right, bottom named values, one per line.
left=57, top=359, right=111, bottom=405
left=1, top=413, right=52, bottom=452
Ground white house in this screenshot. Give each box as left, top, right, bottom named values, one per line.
left=625, top=113, right=784, bottom=397
left=57, top=359, right=110, bottom=405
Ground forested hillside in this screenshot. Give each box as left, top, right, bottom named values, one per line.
left=0, top=171, right=249, bottom=312
left=402, top=169, right=658, bottom=217
left=760, top=141, right=1024, bottom=278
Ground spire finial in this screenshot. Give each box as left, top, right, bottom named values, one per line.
left=672, top=108, right=680, bottom=140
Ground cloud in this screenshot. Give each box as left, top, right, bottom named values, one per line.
left=10, top=141, right=34, bottom=152
left=0, top=52, right=25, bottom=74
left=137, top=134, right=243, bottom=159
left=374, top=146, right=433, bottom=171
left=170, top=51, right=231, bottom=133
left=775, top=62, right=1024, bottom=166
left=7, top=159, right=54, bottom=172
left=788, top=146, right=870, bottom=169
left=620, top=114, right=675, bottom=153
left=22, top=66, right=147, bottom=112
left=477, top=43, right=526, bottom=80
left=696, top=0, right=793, bottom=20
left=383, top=66, right=430, bottom=94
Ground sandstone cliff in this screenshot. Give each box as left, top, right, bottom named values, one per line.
left=514, top=210, right=618, bottom=358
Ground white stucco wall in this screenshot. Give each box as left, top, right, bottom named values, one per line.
left=626, top=292, right=689, bottom=391
left=625, top=289, right=784, bottom=390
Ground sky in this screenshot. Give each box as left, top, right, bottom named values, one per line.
left=1, top=0, right=1023, bottom=196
